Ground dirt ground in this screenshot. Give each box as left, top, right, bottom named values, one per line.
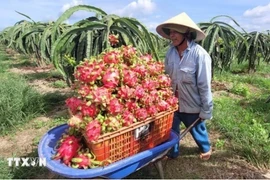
left=1, top=66, right=269, bottom=179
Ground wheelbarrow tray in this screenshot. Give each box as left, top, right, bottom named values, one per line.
left=38, top=124, right=179, bottom=179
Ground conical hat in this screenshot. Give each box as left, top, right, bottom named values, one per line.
left=156, top=12, right=205, bottom=41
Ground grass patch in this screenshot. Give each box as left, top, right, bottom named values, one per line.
left=23, top=70, right=64, bottom=82
left=51, top=80, right=67, bottom=88
left=32, top=117, right=68, bottom=130
left=230, top=82, right=250, bottom=97
left=212, top=61, right=270, bottom=168
left=215, top=71, right=270, bottom=90
left=23, top=71, right=52, bottom=81
left=212, top=96, right=270, bottom=168
left=0, top=54, right=9, bottom=61
left=42, top=92, right=70, bottom=112
left=0, top=73, right=46, bottom=135
left=0, top=48, right=69, bottom=135
left=11, top=60, right=36, bottom=68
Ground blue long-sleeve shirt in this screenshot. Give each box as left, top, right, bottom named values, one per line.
left=164, top=40, right=213, bottom=119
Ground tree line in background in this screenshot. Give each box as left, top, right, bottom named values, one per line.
left=0, top=5, right=269, bottom=85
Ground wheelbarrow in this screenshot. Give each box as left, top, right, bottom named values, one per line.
left=38, top=118, right=200, bottom=179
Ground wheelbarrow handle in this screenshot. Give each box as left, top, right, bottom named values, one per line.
left=179, top=117, right=201, bottom=140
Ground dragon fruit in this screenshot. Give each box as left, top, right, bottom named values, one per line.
left=122, top=110, right=136, bottom=126
left=55, top=44, right=180, bottom=169
left=103, top=50, right=121, bottom=64
left=62, top=45, right=178, bottom=158
left=108, top=34, right=119, bottom=46
left=71, top=152, right=102, bottom=169
left=65, top=45, right=178, bottom=135
left=107, top=98, right=124, bottom=115
left=122, top=69, right=138, bottom=87
left=102, top=67, right=120, bottom=89
left=68, top=115, right=83, bottom=129
left=53, top=135, right=81, bottom=166
left=65, top=97, right=82, bottom=115
left=85, top=120, right=101, bottom=141
left=79, top=103, right=99, bottom=118
left=134, top=108, right=148, bottom=121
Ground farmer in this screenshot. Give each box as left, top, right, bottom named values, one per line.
left=156, top=12, right=213, bottom=160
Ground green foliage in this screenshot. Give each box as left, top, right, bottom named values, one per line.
left=215, top=139, right=226, bottom=150
left=215, top=63, right=270, bottom=90
left=230, top=82, right=250, bottom=97
left=0, top=54, right=9, bottom=61
left=213, top=93, right=270, bottom=168
left=0, top=73, right=45, bottom=134
left=32, top=117, right=67, bottom=129
left=51, top=80, right=67, bottom=88
left=0, top=158, right=13, bottom=179
left=237, top=31, right=270, bottom=72
left=42, top=92, right=70, bottom=113
left=198, top=15, right=248, bottom=75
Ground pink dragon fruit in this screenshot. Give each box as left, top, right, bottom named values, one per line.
left=122, top=110, right=136, bottom=126
left=132, top=64, right=148, bottom=77
left=117, top=85, right=135, bottom=99
left=88, top=86, right=111, bottom=105
left=157, top=74, right=172, bottom=88
left=65, top=97, right=82, bottom=115
left=102, top=67, right=120, bottom=89
left=53, top=135, right=81, bottom=166
left=134, top=85, right=145, bottom=99
left=107, top=98, right=124, bottom=115
left=166, top=96, right=179, bottom=108
left=79, top=103, right=99, bottom=118
left=146, top=106, right=158, bottom=116
left=125, top=100, right=139, bottom=113
left=140, top=93, right=155, bottom=107
left=157, top=100, right=170, bottom=112
left=134, top=108, right=149, bottom=121
left=85, top=120, right=101, bottom=141
left=140, top=54, right=152, bottom=63
left=103, top=50, right=121, bottom=64
left=121, top=45, right=137, bottom=65
left=142, top=79, right=157, bottom=91
left=77, top=84, right=91, bottom=97
left=108, top=34, right=119, bottom=46
left=122, top=69, right=138, bottom=87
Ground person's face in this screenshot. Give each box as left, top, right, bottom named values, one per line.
left=169, top=30, right=184, bottom=46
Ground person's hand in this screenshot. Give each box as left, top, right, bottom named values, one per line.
left=199, top=118, right=205, bottom=121
left=199, top=116, right=213, bottom=121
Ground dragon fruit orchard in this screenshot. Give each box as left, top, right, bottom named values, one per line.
left=65, top=45, right=178, bottom=143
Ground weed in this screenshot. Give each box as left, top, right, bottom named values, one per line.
left=0, top=73, right=45, bottom=135
left=51, top=80, right=67, bottom=88
left=215, top=139, right=225, bottom=150
left=230, top=82, right=250, bottom=97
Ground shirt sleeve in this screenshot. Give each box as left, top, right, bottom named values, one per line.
left=196, top=52, right=213, bottom=120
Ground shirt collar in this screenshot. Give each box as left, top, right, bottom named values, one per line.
left=169, top=40, right=194, bottom=51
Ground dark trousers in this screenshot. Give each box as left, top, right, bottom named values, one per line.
left=168, top=111, right=211, bottom=158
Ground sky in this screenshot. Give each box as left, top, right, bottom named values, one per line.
left=1, top=0, right=270, bottom=34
